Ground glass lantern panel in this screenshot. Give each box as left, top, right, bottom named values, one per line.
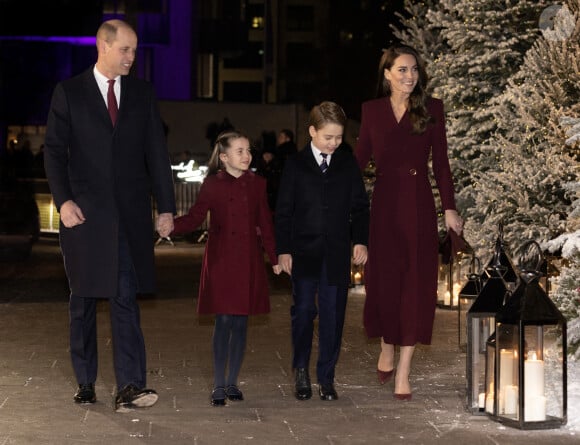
left=459, top=295, right=475, bottom=351
left=479, top=316, right=495, bottom=354
left=523, top=324, right=564, bottom=422
left=350, top=262, right=364, bottom=286
left=485, top=337, right=496, bottom=415
left=453, top=253, right=472, bottom=297
left=468, top=314, right=494, bottom=413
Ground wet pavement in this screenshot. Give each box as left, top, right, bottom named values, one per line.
left=0, top=237, right=578, bottom=444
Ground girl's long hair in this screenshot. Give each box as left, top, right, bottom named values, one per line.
left=206, top=129, right=249, bottom=175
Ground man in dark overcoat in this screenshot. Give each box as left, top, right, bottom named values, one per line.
left=44, top=19, right=175, bottom=412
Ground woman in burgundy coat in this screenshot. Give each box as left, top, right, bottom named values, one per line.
left=355, top=45, right=463, bottom=400
left=171, top=130, right=281, bottom=406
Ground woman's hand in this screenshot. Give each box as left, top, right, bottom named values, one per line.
left=445, top=209, right=463, bottom=235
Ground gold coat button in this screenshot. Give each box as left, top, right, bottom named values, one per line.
left=409, top=168, right=417, bottom=175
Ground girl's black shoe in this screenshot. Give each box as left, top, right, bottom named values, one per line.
left=211, top=386, right=226, bottom=406
left=225, top=385, right=244, bottom=401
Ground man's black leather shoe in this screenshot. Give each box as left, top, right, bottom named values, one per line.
left=115, top=384, right=158, bottom=412
left=294, top=368, right=312, bottom=400
left=74, top=383, right=96, bottom=404
left=319, top=383, right=338, bottom=401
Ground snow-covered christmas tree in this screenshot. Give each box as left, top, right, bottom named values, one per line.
left=545, top=115, right=580, bottom=358
left=425, top=0, right=553, bottom=196
left=393, top=0, right=566, bottom=251
left=463, top=1, right=579, bottom=260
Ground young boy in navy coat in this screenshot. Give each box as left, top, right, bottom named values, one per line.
left=275, top=101, right=370, bottom=401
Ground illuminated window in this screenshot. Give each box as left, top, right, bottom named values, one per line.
left=251, top=16, right=264, bottom=29
left=247, top=4, right=264, bottom=30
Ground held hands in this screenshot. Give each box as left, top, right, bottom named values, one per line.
left=156, top=212, right=174, bottom=238
left=353, top=244, right=368, bottom=265
left=272, top=264, right=282, bottom=275
left=445, top=209, right=463, bottom=235
left=60, top=200, right=86, bottom=228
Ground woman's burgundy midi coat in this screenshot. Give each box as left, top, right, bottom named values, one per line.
left=355, top=97, right=457, bottom=345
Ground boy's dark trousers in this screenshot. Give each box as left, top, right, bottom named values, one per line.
left=290, top=260, right=348, bottom=385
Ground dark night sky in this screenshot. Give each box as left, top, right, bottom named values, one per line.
left=325, top=0, right=405, bottom=120
left=0, top=0, right=405, bottom=124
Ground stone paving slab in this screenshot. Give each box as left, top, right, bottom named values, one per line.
left=0, top=239, right=578, bottom=444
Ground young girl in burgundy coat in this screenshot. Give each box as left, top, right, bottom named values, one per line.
left=171, top=130, right=281, bottom=406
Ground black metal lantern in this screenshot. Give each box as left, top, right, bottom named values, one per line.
left=487, top=241, right=567, bottom=430
left=458, top=256, right=482, bottom=352
left=467, top=224, right=518, bottom=415
left=466, top=263, right=511, bottom=415
left=484, top=223, right=518, bottom=289
left=437, top=230, right=473, bottom=309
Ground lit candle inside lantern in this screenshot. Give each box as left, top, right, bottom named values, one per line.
left=353, top=272, right=362, bottom=285
left=504, top=385, right=518, bottom=415
left=525, top=395, right=547, bottom=421
left=499, top=349, right=515, bottom=413
left=524, top=350, right=546, bottom=421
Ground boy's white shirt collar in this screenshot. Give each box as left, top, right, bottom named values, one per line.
left=310, top=143, right=331, bottom=164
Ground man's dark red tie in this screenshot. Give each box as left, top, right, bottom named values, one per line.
left=107, top=79, right=118, bottom=125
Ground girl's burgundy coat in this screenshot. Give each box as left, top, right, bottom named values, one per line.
left=172, top=170, right=277, bottom=315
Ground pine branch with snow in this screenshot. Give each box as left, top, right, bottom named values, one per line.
left=461, top=1, right=580, bottom=261
left=426, top=0, right=553, bottom=193
left=546, top=109, right=580, bottom=356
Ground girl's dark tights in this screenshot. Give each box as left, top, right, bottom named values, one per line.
left=213, top=314, right=248, bottom=388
